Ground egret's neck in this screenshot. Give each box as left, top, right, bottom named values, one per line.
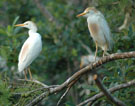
left=28, top=30, right=37, bottom=37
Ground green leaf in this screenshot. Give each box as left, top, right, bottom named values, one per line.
left=12, top=16, right=20, bottom=27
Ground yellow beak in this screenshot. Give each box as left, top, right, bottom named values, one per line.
left=76, top=12, right=86, bottom=17
left=15, top=24, right=25, bottom=27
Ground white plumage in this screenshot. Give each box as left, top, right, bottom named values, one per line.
left=77, top=7, right=113, bottom=60
left=87, top=11, right=113, bottom=51
left=15, top=21, right=42, bottom=77
left=18, top=31, right=42, bottom=72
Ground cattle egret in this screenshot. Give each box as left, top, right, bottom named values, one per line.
left=77, top=7, right=113, bottom=60
left=15, top=21, right=42, bottom=80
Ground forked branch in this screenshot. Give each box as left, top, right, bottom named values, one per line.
left=26, top=51, right=135, bottom=105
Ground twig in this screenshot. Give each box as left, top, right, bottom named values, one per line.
left=78, top=40, right=92, bottom=54
left=13, top=87, right=46, bottom=96
left=57, top=78, right=79, bottom=106
left=57, top=87, right=71, bottom=106
left=93, top=74, right=126, bottom=106
left=77, top=79, right=135, bottom=106
left=17, top=79, right=59, bottom=88
left=26, top=51, right=135, bottom=105
left=26, top=91, right=49, bottom=106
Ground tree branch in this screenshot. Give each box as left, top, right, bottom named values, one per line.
left=26, top=51, right=135, bottom=105
left=93, top=74, right=126, bottom=106
left=17, top=79, right=59, bottom=88
left=77, top=79, right=135, bottom=106
left=26, top=91, right=49, bottom=106
left=57, top=78, right=79, bottom=106
left=78, top=40, right=92, bottom=54
left=57, top=87, right=71, bottom=106
left=118, top=12, right=130, bottom=31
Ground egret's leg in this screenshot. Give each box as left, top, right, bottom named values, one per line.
left=103, top=50, right=105, bottom=57
left=103, top=46, right=107, bottom=57
left=80, top=61, right=83, bottom=68
left=24, top=69, right=28, bottom=80
left=95, top=42, right=98, bottom=61
left=28, top=68, right=32, bottom=80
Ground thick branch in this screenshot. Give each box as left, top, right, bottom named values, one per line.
left=50, top=51, right=135, bottom=94
left=93, top=74, right=126, bottom=106
left=77, top=79, right=135, bottom=106
left=27, top=51, right=135, bottom=105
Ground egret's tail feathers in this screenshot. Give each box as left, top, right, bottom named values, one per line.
left=18, top=68, right=24, bottom=73
left=18, top=63, right=25, bottom=73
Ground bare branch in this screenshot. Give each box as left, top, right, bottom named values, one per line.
left=77, top=79, right=135, bottom=106
left=49, top=51, right=135, bottom=95
left=18, top=79, right=49, bottom=88
left=93, top=74, right=126, bottom=106
left=57, top=78, right=78, bottom=106
left=57, top=87, right=71, bottom=106
left=118, top=12, right=130, bottom=31
left=78, top=40, right=92, bottom=54
left=13, top=87, right=45, bottom=96
left=26, top=51, right=135, bottom=105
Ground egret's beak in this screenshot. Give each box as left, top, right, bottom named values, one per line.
left=76, top=12, right=86, bottom=17
left=15, top=24, right=25, bottom=27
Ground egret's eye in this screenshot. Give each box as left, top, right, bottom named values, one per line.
left=25, top=23, right=28, bottom=25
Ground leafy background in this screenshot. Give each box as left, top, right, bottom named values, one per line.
left=0, top=0, right=135, bottom=105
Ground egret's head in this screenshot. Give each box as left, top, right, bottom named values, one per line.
left=15, top=21, right=37, bottom=32
left=77, top=7, right=98, bottom=18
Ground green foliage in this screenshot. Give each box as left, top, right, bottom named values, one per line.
left=10, top=80, right=49, bottom=106
left=0, top=0, right=135, bottom=105
left=0, top=75, right=11, bottom=106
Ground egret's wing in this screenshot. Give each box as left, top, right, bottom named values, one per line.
left=98, top=14, right=113, bottom=50
left=19, top=41, right=29, bottom=63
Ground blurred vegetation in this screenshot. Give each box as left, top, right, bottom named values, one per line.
left=0, top=0, right=135, bottom=105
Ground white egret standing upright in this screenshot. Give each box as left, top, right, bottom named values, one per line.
left=77, top=7, right=113, bottom=61
left=15, top=21, right=42, bottom=80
